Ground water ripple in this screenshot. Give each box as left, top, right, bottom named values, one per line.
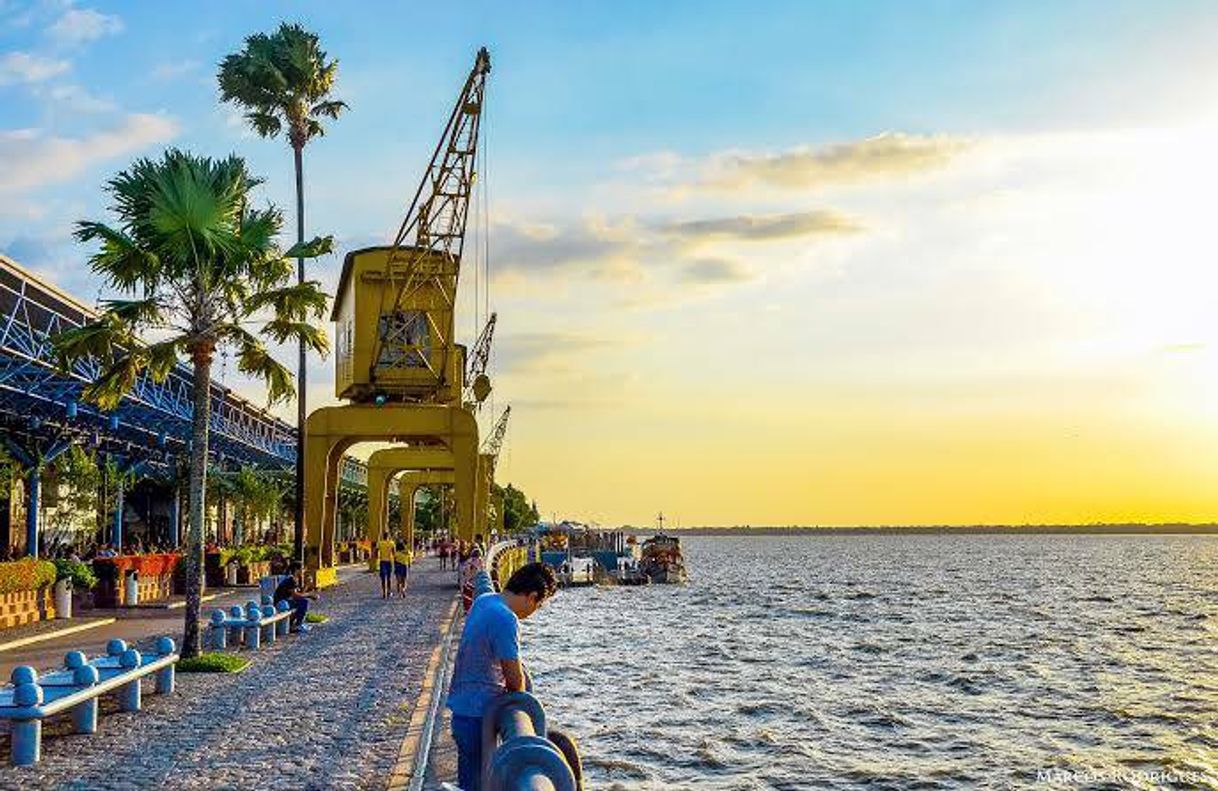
left=522, top=534, right=1218, bottom=789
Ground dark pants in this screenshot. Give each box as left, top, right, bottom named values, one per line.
left=452, top=714, right=483, bottom=791
left=290, top=595, right=309, bottom=627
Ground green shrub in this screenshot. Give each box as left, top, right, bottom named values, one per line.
left=0, top=558, right=57, bottom=594
left=177, top=653, right=250, bottom=673
left=304, top=613, right=329, bottom=624
left=53, top=559, right=98, bottom=590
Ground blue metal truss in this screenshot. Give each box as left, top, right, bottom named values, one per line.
left=0, top=256, right=368, bottom=488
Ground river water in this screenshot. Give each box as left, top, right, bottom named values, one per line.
left=520, top=534, right=1218, bottom=790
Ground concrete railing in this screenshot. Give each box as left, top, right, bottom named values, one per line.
left=0, top=636, right=179, bottom=766
left=208, top=597, right=294, bottom=650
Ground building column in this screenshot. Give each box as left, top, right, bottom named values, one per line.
left=25, top=468, right=40, bottom=559
left=169, top=486, right=181, bottom=548
left=112, top=485, right=124, bottom=553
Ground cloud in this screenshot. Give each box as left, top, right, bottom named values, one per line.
left=662, top=210, right=862, bottom=242
left=34, top=81, right=114, bottom=112
left=679, top=258, right=754, bottom=284
left=0, top=113, right=179, bottom=192
left=497, top=331, right=618, bottom=373
left=46, top=7, right=122, bottom=45
left=151, top=59, right=200, bottom=81
left=492, top=220, right=636, bottom=278
left=0, top=51, right=70, bottom=84
left=697, top=133, right=973, bottom=190
left=1160, top=342, right=1207, bottom=354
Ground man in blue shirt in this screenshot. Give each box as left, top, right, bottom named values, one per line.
left=446, top=562, right=558, bottom=790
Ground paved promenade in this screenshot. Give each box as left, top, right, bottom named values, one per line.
left=0, top=562, right=459, bottom=790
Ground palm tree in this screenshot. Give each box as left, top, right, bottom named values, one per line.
left=52, top=149, right=332, bottom=657
left=218, top=23, right=347, bottom=569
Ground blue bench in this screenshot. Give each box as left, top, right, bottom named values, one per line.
left=208, top=597, right=294, bottom=651
left=0, top=636, right=179, bottom=766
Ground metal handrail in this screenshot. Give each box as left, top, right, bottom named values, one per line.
left=480, top=692, right=577, bottom=791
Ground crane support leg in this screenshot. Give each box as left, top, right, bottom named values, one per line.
left=304, top=404, right=479, bottom=586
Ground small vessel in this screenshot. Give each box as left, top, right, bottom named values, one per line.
left=615, top=555, right=650, bottom=586
left=639, top=514, right=687, bottom=584
left=558, top=556, right=596, bottom=587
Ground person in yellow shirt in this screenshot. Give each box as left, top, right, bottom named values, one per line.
left=376, top=532, right=396, bottom=599
left=393, top=539, right=413, bottom=598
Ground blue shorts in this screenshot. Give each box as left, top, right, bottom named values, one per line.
left=379, top=560, right=393, bottom=581
left=394, top=562, right=408, bottom=578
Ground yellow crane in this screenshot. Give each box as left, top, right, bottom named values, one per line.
left=305, top=48, right=493, bottom=583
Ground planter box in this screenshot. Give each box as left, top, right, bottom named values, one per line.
left=0, top=588, right=54, bottom=629
left=204, top=553, right=225, bottom=589
left=235, top=561, right=271, bottom=585
left=93, top=554, right=182, bottom=607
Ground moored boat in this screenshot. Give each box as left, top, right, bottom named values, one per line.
left=639, top=533, right=687, bottom=584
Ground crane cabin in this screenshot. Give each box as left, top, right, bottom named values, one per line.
left=332, top=244, right=466, bottom=405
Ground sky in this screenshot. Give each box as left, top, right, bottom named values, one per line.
left=3, top=1, right=1218, bottom=527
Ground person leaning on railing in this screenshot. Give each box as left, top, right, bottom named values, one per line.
left=445, top=562, right=559, bottom=791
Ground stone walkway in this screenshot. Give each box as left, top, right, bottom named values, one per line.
left=0, top=562, right=459, bottom=790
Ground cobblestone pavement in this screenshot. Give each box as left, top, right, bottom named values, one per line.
left=0, top=562, right=459, bottom=790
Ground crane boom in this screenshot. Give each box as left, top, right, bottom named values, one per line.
left=391, top=46, right=490, bottom=261
left=481, top=405, right=511, bottom=461
left=368, top=47, right=491, bottom=391
left=463, top=312, right=497, bottom=407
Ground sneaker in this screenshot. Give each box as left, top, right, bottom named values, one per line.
left=297, top=623, right=312, bottom=633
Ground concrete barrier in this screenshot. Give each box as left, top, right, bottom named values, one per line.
left=0, top=636, right=179, bottom=766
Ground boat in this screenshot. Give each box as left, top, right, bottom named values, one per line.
left=530, top=521, right=640, bottom=586
left=639, top=530, right=687, bottom=584
left=614, top=555, right=650, bottom=586
left=558, top=556, right=596, bottom=587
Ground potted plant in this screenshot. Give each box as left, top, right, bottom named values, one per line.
left=53, top=559, right=98, bottom=619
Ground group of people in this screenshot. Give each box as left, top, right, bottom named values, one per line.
left=375, top=534, right=415, bottom=599
left=0, top=538, right=168, bottom=563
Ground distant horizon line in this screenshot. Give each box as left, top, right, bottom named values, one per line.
left=608, top=523, right=1218, bottom=535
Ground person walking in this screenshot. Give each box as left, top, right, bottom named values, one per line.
left=393, top=538, right=412, bottom=598
left=460, top=546, right=484, bottom=613
left=446, top=562, right=559, bottom=791
left=376, top=532, right=396, bottom=599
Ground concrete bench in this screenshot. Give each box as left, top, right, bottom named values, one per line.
left=0, top=636, right=179, bottom=766
left=208, top=597, right=294, bottom=651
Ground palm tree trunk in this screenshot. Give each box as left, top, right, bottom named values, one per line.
left=293, top=142, right=307, bottom=569
left=182, top=341, right=214, bottom=658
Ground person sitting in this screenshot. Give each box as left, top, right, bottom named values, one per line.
left=273, top=563, right=317, bottom=633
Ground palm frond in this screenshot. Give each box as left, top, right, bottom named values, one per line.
left=262, top=318, right=330, bottom=356
left=99, top=298, right=165, bottom=327
left=283, top=235, right=334, bottom=260
left=231, top=332, right=295, bottom=405
left=218, top=23, right=344, bottom=147
left=81, top=353, right=144, bottom=411
left=310, top=99, right=347, bottom=120
left=50, top=318, right=126, bottom=371
left=246, top=111, right=282, bottom=139
left=243, top=281, right=329, bottom=321
left=146, top=338, right=185, bottom=382
left=74, top=221, right=161, bottom=292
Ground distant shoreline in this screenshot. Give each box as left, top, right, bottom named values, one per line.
left=619, top=524, right=1218, bottom=536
